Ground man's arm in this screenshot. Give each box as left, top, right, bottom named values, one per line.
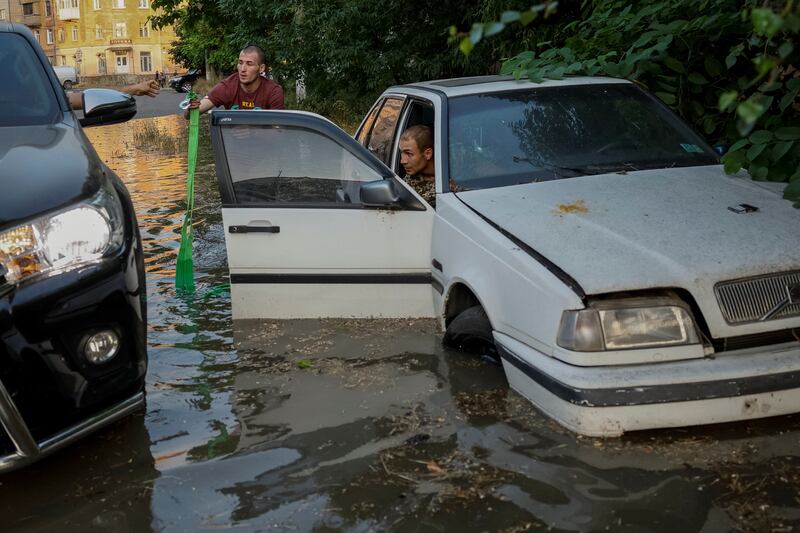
left=68, top=79, right=160, bottom=110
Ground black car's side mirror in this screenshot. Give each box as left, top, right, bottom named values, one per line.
left=79, top=89, right=137, bottom=128
left=360, top=179, right=400, bottom=207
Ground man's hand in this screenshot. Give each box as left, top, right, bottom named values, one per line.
left=122, top=79, right=160, bottom=98
left=183, top=96, right=215, bottom=119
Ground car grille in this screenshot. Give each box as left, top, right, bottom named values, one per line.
left=715, top=271, right=800, bottom=325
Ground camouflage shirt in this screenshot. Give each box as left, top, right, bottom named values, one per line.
left=404, top=174, right=435, bottom=207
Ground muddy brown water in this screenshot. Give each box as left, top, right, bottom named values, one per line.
left=2, top=116, right=800, bottom=532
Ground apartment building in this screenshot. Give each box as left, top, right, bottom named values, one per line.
left=9, top=0, right=177, bottom=78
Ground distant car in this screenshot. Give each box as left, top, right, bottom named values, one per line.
left=169, top=68, right=203, bottom=93
left=52, top=65, right=78, bottom=89
left=0, top=22, right=147, bottom=472
left=209, top=74, right=800, bottom=437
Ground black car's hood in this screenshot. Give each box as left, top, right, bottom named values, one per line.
left=0, top=123, right=103, bottom=229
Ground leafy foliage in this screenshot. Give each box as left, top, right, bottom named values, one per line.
left=469, top=0, right=800, bottom=206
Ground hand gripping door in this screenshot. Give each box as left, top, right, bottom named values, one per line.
left=210, top=110, right=435, bottom=319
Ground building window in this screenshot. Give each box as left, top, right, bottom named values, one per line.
left=22, top=3, right=34, bottom=16
left=60, top=55, right=66, bottom=66
left=44, top=0, right=51, bottom=17
left=140, top=52, right=152, bottom=72
left=138, top=22, right=149, bottom=37
left=0, top=9, right=7, bottom=19
left=72, top=27, right=78, bottom=40
left=58, top=28, right=64, bottom=42
left=46, top=29, right=54, bottom=44
left=93, top=0, right=100, bottom=9
left=114, top=22, right=126, bottom=37
left=98, top=56, right=107, bottom=74
left=34, top=29, right=40, bottom=42
left=138, top=0, right=148, bottom=7
left=113, top=0, right=124, bottom=7
left=95, top=25, right=103, bottom=39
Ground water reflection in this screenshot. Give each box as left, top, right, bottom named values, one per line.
left=2, top=115, right=799, bottom=532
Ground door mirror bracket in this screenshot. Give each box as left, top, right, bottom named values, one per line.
left=360, top=179, right=400, bottom=207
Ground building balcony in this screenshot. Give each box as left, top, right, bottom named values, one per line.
left=58, top=7, right=80, bottom=20
left=23, top=14, right=42, bottom=26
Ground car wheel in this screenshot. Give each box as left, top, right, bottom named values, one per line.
left=181, top=81, right=193, bottom=93
left=443, top=305, right=497, bottom=357
left=63, top=80, right=72, bottom=90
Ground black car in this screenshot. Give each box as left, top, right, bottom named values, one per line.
left=169, top=68, right=204, bottom=93
left=0, top=22, right=147, bottom=472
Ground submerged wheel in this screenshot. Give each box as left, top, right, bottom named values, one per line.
left=181, top=81, right=193, bottom=93
left=443, top=305, right=497, bottom=357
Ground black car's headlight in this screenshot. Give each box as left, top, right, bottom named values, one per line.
left=0, top=186, right=124, bottom=284
left=557, top=296, right=701, bottom=352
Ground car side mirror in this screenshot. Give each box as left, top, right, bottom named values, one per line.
left=79, top=89, right=137, bottom=128
left=360, top=179, right=400, bottom=207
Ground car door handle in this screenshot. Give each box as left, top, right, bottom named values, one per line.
left=228, top=225, right=280, bottom=234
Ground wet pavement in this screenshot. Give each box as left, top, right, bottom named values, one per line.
left=2, top=115, right=800, bottom=532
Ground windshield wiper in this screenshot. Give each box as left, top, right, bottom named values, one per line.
left=512, top=156, right=586, bottom=178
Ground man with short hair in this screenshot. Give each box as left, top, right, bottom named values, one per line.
left=399, top=124, right=435, bottom=206
left=184, top=45, right=284, bottom=118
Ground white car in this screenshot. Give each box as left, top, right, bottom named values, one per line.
left=52, top=65, right=78, bottom=89
left=209, top=76, right=800, bottom=436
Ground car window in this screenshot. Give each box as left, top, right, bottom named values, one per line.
left=0, top=34, right=61, bottom=127
left=356, top=100, right=382, bottom=146
left=448, top=84, right=718, bottom=191
left=396, top=99, right=435, bottom=176
left=367, top=97, right=404, bottom=166
left=221, top=125, right=384, bottom=205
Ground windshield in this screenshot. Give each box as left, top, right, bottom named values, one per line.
left=448, top=83, right=718, bottom=191
left=0, top=33, right=61, bottom=127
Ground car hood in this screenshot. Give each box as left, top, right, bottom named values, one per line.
left=457, top=165, right=800, bottom=297
left=0, top=123, right=103, bottom=229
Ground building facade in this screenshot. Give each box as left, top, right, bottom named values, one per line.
left=7, top=0, right=177, bottom=78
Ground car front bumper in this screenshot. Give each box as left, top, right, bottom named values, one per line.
left=496, top=331, right=800, bottom=437
left=0, top=223, right=147, bottom=473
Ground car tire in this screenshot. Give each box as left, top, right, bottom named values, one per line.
left=63, top=80, right=72, bottom=90
left=181, top=81, right=193, bottom=93
left=443, top=305, right=497, bottom=357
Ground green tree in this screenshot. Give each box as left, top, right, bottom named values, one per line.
left=465, top=0, right=800, bottom=206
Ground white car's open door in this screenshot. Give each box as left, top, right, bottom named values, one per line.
left=210, top=110, right=435, bottom=319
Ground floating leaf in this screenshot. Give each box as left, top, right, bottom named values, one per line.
left=778, top=41, right=794, bottom=59
left=297, top=359, right=313, bottom=369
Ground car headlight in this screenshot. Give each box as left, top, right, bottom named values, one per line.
left=557, top=296, right=701, bottom=352
left=0, top=187, right=124, bottom=284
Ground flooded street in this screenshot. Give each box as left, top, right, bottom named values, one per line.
left=2, top=115, right=800, bottom=532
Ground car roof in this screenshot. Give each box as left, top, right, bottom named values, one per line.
left=396, top=75, right=632, bottom=98
left=0, top=21, right=33, bottom=36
